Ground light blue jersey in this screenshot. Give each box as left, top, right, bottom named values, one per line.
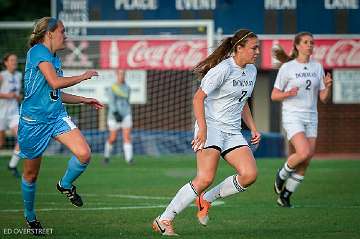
left=20, top=43, right=66, bottom=123
left=18, top=43, right=75, bottom=159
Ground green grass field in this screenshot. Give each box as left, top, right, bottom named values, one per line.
left=0, top=155, right=359, bottom=238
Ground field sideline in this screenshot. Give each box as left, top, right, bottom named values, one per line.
left=0, top=155, right=359, bottom=239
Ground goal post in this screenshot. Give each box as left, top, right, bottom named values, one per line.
left=0, top=20, right=215, bottom=157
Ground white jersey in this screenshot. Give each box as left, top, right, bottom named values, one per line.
left=198, top=57, right=257, bottom=134
left=0, top=70, right=22, bottom=116
left=274, top=59, right=325, bottom=118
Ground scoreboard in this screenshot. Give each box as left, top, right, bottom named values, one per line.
left=53, top=0, right=360, bottom=34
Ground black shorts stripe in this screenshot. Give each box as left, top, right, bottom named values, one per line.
left=221, top=145, right=248, bottom=158
left=204, top=145, right=222, bottom=152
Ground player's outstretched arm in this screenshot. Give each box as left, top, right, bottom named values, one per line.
left=39, top=62, right=98, bottom=90
left=62, top=92, right=104, bottom=110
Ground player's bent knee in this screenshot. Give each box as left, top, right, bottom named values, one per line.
left=23, top=172, right=38, bottom=183
left=200, top=177, right=214, bottom=188
left=194, top=175, right=214, bottom=189
left=297, top=149, right=311, bottom=161
left=240, top=171, right=257, bottom=186
left=75, top=148, right=91, bottom=163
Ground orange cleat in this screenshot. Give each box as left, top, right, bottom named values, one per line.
left=152, top=216, right=179, bottom=236
left=195, top=192, right=211, bottom=226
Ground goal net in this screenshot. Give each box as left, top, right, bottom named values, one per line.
left=0, top=20, right=214, bottom=157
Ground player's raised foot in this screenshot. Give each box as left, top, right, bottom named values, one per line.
left=8, top=166, right=21, bottom=178
left=152, top=216, right=179, bottom=236
left=56, top=181, right=83, bottom=207
left=274, top=169, right=285, bottom=195
left=195, top=192, right=211, bottom=226
left=26, top=217, right=45, bottom=236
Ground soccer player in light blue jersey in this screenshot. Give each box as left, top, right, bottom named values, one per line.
left=19, top=17, right=104, bottom=235
left=271, top=32, right=332, bottom=208
left=103, top=69, right=133, bottom=164
left=152, top=29, right=261, bottom=236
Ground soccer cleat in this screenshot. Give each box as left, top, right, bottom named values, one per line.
left=277, top=189, right=293, bottom=208
left=195, top=192, right=211, bottom=226
left=152, top=216, right=179, bottom=236
left=274, top=169, right=285, bottom=195
left=8, top=166, right=21, bottom=178
left=56, top=181, right=83, bottom=207
left=26, top=217, right=44, bottom=236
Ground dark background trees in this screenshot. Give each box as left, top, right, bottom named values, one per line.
left=0, top=0, right=50, bottom=21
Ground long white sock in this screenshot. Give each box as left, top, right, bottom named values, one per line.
left=279, top=162, right=295, bottom=180
left=204, top=175, right=246, bottom=203
left=9, top=150, right=20, bottom=168
left=160, top=182, right=198, bottom=221
left=123, top=143, right=133, bottom=162
left=104, top=141, right=113, bottom=158
left=285, top=173, right=304, bottom=193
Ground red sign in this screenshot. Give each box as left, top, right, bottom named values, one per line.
left=261, top=39, right=360, bottom=69
left=100, top=39, right=208, bottom=70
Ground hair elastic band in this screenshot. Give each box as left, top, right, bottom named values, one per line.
left=232, top=31, right=254, bottom=50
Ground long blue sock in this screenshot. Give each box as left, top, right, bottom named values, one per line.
left=60, top=156, right=88, bottom=189
left=21, top=177, right=36, bottom=221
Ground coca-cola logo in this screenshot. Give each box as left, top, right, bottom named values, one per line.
left=315, top=40, right=360, bottom=67
left=127, top=40, right=207, bottom=69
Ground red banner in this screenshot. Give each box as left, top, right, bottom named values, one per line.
left=100, top=39, right=208, bottom=70
left=261, top=38, right=360, bottom=69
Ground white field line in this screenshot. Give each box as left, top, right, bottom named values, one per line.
left=0, top=192, right=225, bottom=213
left=3, top=191, right=172, bottom=200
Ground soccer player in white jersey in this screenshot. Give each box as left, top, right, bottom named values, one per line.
left=152, top=29, right=261, bottom=236
left=0, top=53, right=22, bottom=178
left=271, top=32, right=332, bottom=208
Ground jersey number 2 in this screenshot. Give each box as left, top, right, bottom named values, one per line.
left=305, top=80, right=311, bottom=90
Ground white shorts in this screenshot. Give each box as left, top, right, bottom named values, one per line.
left=283, top=120, right=318, bottom=140
left=107, top=114, right=133, bottom=131
left=194, top=126, right=249, bottom=157
left=0, top=114, right=19, bottom=131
